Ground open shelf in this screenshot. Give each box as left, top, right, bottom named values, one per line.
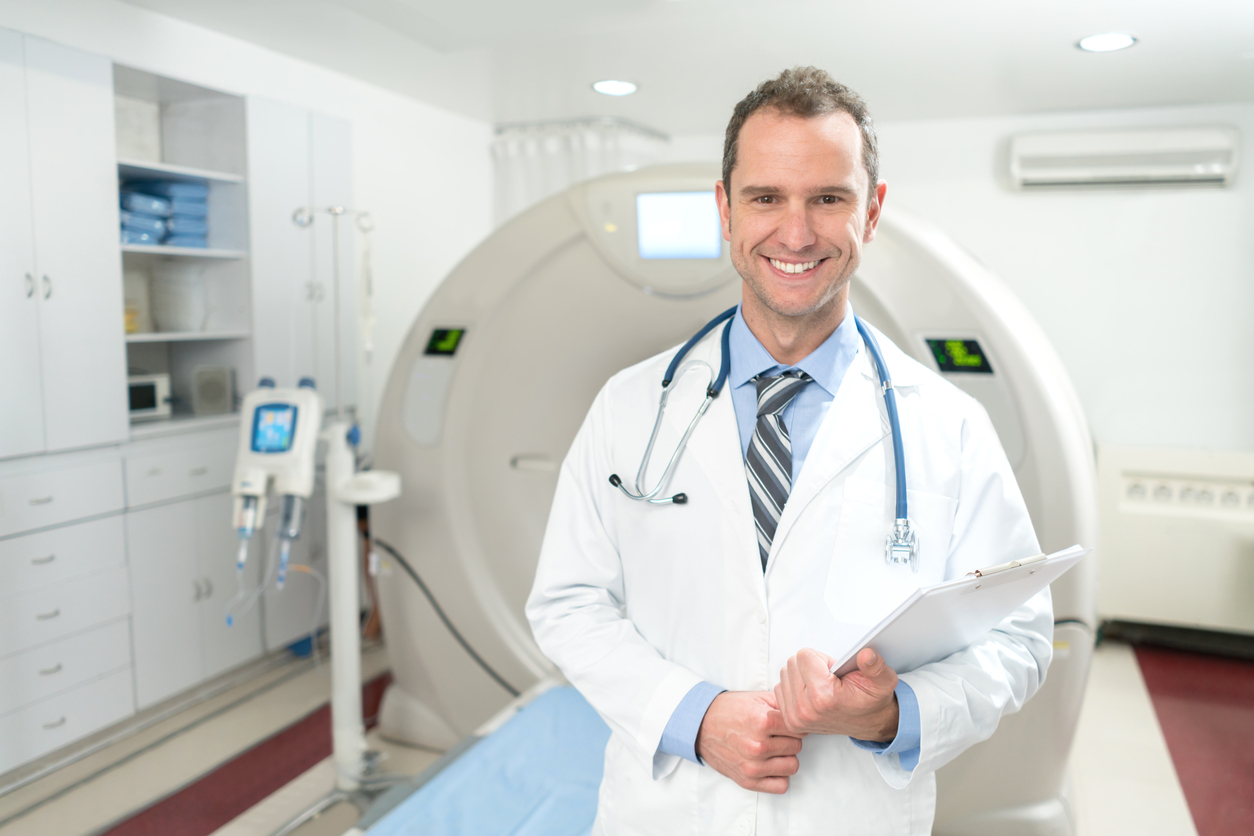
left=121, top=244, right=246, bottom=259
left=118, top=159, right=244, bottom=184
left=126, top=331, right=249, bottom=343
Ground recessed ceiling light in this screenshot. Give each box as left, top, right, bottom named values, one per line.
left=1077, top=33, right=1138, bottom=53
left=593, top=79, right=637, bottom=97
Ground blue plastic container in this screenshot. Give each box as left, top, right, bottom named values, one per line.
left=170, top=197, right=208, bottom=218
left=119, top=210, right=165, bottom=236
left=121, top=228, right=160, bottom=246
left=166, top=215, right=208, bottom=236
left=125, top=179, right=210, bottom=201
left=164, top=234, right=208, bottom=249
left=120, top=191, right=172, bottom=218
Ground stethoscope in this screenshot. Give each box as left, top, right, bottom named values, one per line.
left=608, top=305, right=920, bottom=571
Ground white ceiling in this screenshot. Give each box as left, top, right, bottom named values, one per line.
left=120, top=0, right=1254, bottom=134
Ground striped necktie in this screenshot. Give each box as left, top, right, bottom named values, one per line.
left=745, top=371, right=813, bottom=570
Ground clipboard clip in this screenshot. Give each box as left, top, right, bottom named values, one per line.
left=967, top=553, right=1047, bottom=578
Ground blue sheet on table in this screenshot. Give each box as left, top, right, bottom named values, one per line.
left=368, top=687, right=610, bottom=836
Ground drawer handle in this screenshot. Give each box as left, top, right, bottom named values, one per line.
left=193, top=579, right=203, bottom=602
left=42, top=275, right=51, bottom=300
left=31, top=554, right=56, bottom=565
left=202, top=577, right=213, bottom=598
left=25, top=272, right=35, bottom=298
left=146, top=467, right=162, bottom=477
left=39, top=663, right=63, bottom=676
left=189, top=466, right=209, bottom=477
left=35, top=608, right=61, bottom=621
left=28, top=496, right=54, bottom=506
left=43, top=716, right=66, bottom=730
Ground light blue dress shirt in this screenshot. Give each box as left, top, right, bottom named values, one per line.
left=658, top=305, right=921, bottom=771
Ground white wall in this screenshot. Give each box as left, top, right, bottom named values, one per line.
left=0, top=0, right=494, bottom=451
left=666, top=103, right=1254, bottom=453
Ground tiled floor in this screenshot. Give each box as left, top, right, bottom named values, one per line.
left=0, top=640, right=1206, bottom=836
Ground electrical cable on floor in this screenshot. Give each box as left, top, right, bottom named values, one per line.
left=372, top=538, right=521, bottom=697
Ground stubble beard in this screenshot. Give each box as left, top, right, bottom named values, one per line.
left=735, top=248, right=855, bottom=325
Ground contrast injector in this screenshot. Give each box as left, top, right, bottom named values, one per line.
left=231, top=377, right=324, bottom=607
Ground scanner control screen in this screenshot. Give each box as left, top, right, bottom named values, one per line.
left=636, top=192, right=721, bottom=259
left=252, top=404, right=298, bottom=453
left=926, top=339, right=994, bottom=374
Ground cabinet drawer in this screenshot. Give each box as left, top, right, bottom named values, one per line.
left=0, top=618, right=130, bottom=716
left=0, top=516, right=125, bottom=600
left=0, top=667, right=134, bottom=775
left=125, top=437, right=236, bottom=507
left=0, top=457, right=124, bottom=538
left=0, top=566, right=130, bottom=657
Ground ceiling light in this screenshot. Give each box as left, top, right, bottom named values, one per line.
left=1077, top=33, right=1137, bottom=53
left=593, top=80, right=637, bottom=97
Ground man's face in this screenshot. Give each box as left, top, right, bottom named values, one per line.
left=716, top=108, right=886, bottom=321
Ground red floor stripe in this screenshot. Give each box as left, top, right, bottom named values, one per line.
left=102, top=672, right=392, bottom=836
left=1135, top=646, right=1254, bottom=836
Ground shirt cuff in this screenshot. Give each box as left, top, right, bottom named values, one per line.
left=849, top=680, right=921, bottom=771
left=658, top=681, right=725, bottom=764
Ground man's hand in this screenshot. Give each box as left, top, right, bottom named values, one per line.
left=694, top=691, right=805, bottom=794
left=774, top=647, right=900, bottom=741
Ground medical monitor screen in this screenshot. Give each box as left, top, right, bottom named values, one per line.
left=636, top=192, right=722, bottom=259
left=252, top=404, right=299, bottom=453
left=425, top=328, right=466, bottom=356
left=926, top=339, right=994, bottom=374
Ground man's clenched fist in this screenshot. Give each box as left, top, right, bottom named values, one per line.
left=774, top=647, right=900, bottom=742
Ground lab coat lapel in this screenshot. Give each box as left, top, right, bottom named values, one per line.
left=677, top=336, right=759, bottom=570
left=767, top=351, right=889, bottom=573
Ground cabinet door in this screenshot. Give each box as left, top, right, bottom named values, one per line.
left=127, top=501, right=203, bottom=708
left=23, top=36, right=127, bottom=451
left=0, top=29, right=44, bottom=459
left=247, top=97, right=313, bottom=389
left=193, top=492, right=263, bottom=678
left=310, top=112, right=357, bottom=417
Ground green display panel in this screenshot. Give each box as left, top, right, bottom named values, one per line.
left=425, top=328, right=466, bottom=357
left=926, top=338, right=994, bottom=374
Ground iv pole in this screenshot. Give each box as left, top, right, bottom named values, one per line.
left=269, top=206, right=401, bottom=836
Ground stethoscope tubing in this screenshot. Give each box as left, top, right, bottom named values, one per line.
left=611, top=307, right=909, bottom=527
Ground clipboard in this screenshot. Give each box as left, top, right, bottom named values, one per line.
left=829, top=545, right=1089, bottom=677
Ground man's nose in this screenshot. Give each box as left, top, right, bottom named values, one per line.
left=777, top=202, right=817, bottom=251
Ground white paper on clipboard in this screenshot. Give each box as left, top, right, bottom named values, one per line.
left=829, top=545, right=1089, bottom=678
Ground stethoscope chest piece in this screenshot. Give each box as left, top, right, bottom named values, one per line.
left=886, top=518, right=919, bottom=571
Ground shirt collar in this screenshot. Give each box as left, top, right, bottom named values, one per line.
left=728, top=302, right=862, bottom=399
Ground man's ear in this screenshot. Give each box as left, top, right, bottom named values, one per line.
left=863, top=181, right=888, bottom=243
left=716, top=179, right=732, bottom=241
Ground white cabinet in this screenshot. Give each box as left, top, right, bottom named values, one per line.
left=0, top=30, right=45, bottom=460
left=128, top=491, right=262, bottom=708
left=247, top=98, right=356, bottom=413
left=0, top=667, right=134, bottom=775
left=0, top=29, right=127, bottom=458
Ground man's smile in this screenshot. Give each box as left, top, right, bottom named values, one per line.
left=766, top=256, right=826, bottom=277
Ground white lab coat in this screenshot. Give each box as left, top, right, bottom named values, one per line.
left=526, top=322, right=1052, bottom=836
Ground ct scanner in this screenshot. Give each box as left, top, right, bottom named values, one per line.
left=370, top=164, right=1099, bottom=836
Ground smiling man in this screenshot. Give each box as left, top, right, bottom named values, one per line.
left=528, top=67, right=1053, bottom=834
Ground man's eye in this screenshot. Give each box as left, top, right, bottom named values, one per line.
left=755, top=196, right=775, bottom=204
left=818, top=195, right=838, bottom=204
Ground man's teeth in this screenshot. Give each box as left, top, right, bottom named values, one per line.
left=769, top=258, right=820, bottom=274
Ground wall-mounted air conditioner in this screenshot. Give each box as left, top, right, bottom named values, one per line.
left=1009, top=127, right=1239, bottom=189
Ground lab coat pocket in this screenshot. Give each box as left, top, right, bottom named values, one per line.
left=824, top=477, right=957, bottom=628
